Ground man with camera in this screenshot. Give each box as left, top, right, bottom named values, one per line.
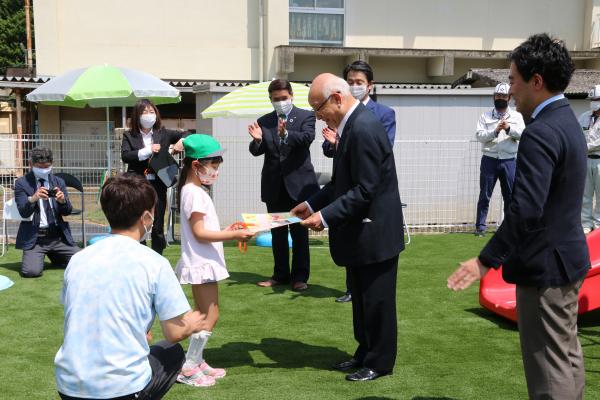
left=14, top=147, right=79, bottom=278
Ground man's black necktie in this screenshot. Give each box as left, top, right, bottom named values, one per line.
left=38, top=178, right=56, bottom=226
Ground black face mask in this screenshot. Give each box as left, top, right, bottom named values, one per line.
left=494, top=99, right=508, bottom=110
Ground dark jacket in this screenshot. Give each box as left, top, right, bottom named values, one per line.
left=479, top=98, right=591, bottom=286
left=249, top=106, right=319, bottom=204
left=308, top=103, right=404, bottom=267
left=323, top=99, right=396, bottom=157
left=121, top=127, right=183, bottom=176
left=14, top=172, right=74, bottom=250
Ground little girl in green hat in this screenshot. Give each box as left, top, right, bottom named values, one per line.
left=175, top=134, right=254, bottom=387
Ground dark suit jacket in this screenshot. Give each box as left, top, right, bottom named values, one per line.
left=323, top=99, right=396, bottom=157
left=249, top=106, right=319, bottom=204
left=14, top=172, right=74, bottom=250
left=479, top=98, right=590, bottom=286
left=121, top=127, right=183, bottom=176
left=308, top=103, right=404, bottom=267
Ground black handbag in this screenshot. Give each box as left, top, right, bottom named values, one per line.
left=149, top=151, right=179, bottom=187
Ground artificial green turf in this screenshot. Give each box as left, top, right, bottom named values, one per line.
left=1, top=234, right=599, bottom=399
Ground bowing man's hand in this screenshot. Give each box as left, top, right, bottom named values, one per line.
left=291, top=202, right=312, bottom=220
left=322, top=127, right=337, bottom=145
left=301, top=212, right=324, bottom=232
left=447, top=257, right=489, bottom=291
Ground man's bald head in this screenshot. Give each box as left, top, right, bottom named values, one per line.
left=309, top=73, right=355, bottom=129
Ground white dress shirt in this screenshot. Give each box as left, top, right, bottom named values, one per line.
left=37, top=178, right=54, bottom=228
left=137, top=129, right=155, bottom=180
left=308, top=99, right=360, bottom=228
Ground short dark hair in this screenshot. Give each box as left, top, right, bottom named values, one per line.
left=268, top=79, right=293, bottom=96
left=31, top=147, right=53, bottom=164
left=509, top=33, right=574, bottom=93
left=100, top=173, right=157, bottom=230
left=343, top=60, right=374, bottom=82
left=130, top=99, right=162, bottom=134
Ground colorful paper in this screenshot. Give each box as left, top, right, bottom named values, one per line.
left=240, top=213, right=302, bottom=233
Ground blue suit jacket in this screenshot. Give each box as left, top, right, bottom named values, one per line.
left=323, top=99, right=396, bottom=157
left=249, top=106, right=319, bottom=204
left=14, top=172, right=75, bottom=250
left=479, top=98, right=590, bottom=286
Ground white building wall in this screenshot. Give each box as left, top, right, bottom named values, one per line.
left=345, top=0, right=588, bottom=51
left=33, top=0, right=595, bottom=82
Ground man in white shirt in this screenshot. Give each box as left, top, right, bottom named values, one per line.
left=55, top=173, right=207, bottom=400
left=578, top=85, right=600, bottom=234
left=475, top=83, right=525, bottom=236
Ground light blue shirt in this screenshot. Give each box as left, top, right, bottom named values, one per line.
left=531, top=93, right=565, bottom=119
left=55, top=234, right=190, bottom=398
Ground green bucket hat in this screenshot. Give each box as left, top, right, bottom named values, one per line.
left=183, top=134, right=226, bottom=159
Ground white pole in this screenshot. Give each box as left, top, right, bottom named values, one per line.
left=106, top=107, right=111, bottom=176
left=258, top=0, right=264, bottom=82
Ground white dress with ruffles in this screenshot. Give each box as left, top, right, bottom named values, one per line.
left=176, top=183, right=229, bottom=284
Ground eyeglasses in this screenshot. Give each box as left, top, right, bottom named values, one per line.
left=312, top=94, right=334, bottom=114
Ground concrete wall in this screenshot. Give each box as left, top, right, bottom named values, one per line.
left=33, top=0, right=289, bottom=81
left=33, top=0, right=597, bottom=83
left=345, top=0, right=588, bottom=51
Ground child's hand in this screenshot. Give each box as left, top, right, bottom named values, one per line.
left=233, top=229, right=255, bottom=242
left=225, top=222, right=244, bottom=231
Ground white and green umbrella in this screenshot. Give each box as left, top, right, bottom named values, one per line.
left=26, top=64, right=180, bottom=107
left=26, top=64, right=181, bottom=172
left=201, top=81, right=311, bottom=119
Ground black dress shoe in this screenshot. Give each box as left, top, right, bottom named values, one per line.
left=345, top=367, right=389, bottom=381
left=335, top=293, right=352, bottom=303
left=332, top=358, right=361, bottom=371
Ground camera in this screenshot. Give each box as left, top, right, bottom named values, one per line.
left=46, top=188, right=57, bottom=197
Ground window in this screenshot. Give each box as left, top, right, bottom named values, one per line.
left=289, top=0, right=344, bottom=46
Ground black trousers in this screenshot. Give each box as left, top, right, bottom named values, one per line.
left=149, top=179, right=167, bottom=255
left=348, top=255, right=399, bottom=373
left=265, top=186, right=310, bottom=284
left=21, top=231, right=79, bottom=278
left=58, top=341, right=185, bottom=400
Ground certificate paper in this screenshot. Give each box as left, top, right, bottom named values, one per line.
left=240, top=213, right=302, bottom=233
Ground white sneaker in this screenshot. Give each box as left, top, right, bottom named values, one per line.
left=583, top=227, right=592, bottom=234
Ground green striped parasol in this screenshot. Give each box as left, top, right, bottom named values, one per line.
left=201, top=81, right=311, bottom=118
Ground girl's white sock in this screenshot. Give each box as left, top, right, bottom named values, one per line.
left=183, top=330, right=211, bottom=369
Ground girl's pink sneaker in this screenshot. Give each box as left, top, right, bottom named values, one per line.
left=199, top=361, right=226, bottom=379
left=177, top=365, right=216, bottom=387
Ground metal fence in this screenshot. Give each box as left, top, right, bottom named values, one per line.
left=0, top=133, right=503, bottom=243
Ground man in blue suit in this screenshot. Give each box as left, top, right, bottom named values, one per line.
left=248, top=79, right=319, bottom=291
left=323, top=60, right=397, bottom=302
left=448, top=34, right=589, bottom=399
left=14, top=147, right=79, bottom=277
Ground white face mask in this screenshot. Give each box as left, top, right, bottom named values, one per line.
left=32, top=166, right=52, bottom=180
left=195, top=165, right=219, bottom=185
left=272, top=99, right=293, bottom=116
left=140, top=212, right=154, bottom=242
left=349, top=85, right=368, bottom=100
left=140, top=113, right=156, bottom=129
left=591, top=101, right=600, bottom=112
